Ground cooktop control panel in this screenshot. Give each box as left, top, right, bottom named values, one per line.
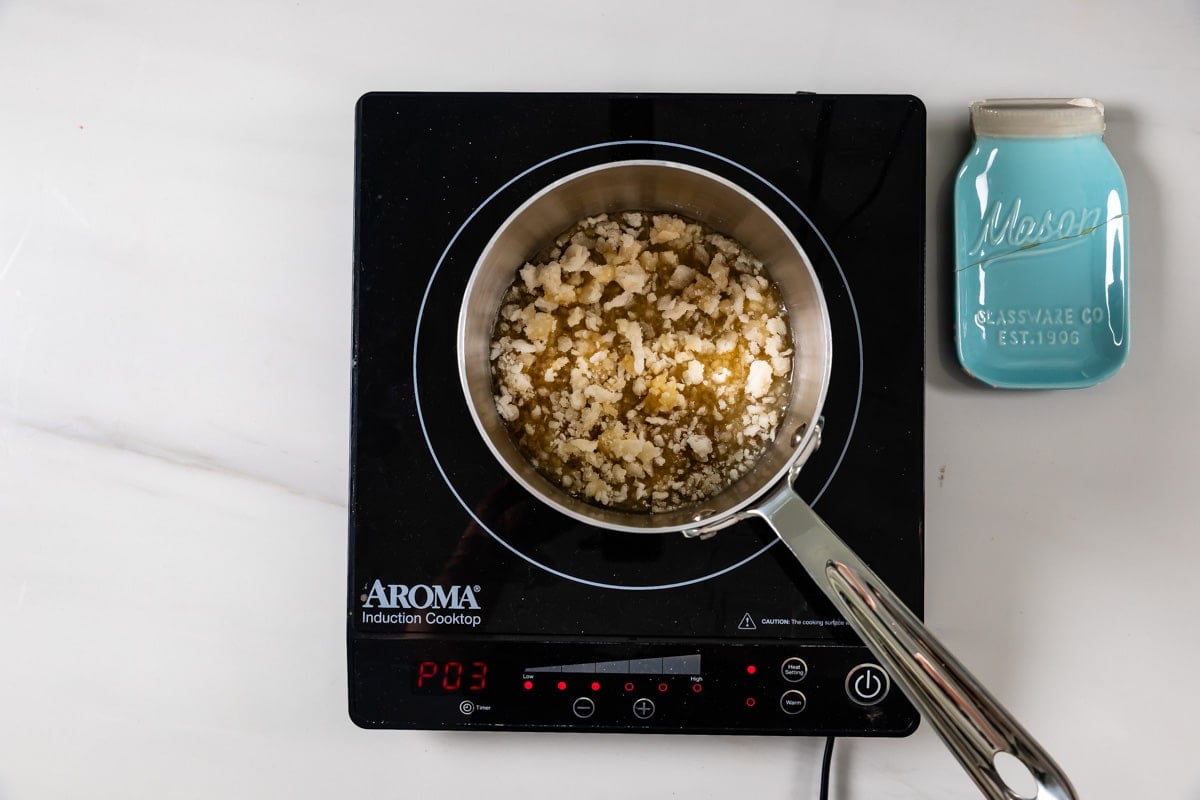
left=349, top=640, right=916, bottom=735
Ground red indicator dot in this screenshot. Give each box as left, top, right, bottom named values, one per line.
left=745, top=697, right=757, bottom=708
left=657, top=682, right=669, bottom=693
left=624, top=681, right=635, bottom=692
left=556, top=681, right=567, bottom=691
left=523, top=680, right=534, bottom=691
left=591, top=681, right=601, bottom=691
left=692, top=683, right=703, bottom=694
left=746, top=665, right=757, bottom=675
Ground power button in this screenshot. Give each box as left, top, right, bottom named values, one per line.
left=845, top=663, right=890, bottom=706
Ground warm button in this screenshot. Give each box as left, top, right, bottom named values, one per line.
left=780, top=657, right=808, bottom=682
left=845, top=664, right=890, bottom=706
left=779, top=689, right=806, bottom=715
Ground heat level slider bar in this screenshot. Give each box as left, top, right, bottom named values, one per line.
left=525, top=655, right=701, bottom=675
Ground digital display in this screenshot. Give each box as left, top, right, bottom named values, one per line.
left=412, top=660, right=488, bottom=694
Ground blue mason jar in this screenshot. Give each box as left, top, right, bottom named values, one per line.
left=954, top=98, right=1130, bottom=389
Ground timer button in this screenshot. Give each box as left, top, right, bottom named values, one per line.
left=845, top=664, right=890, bottom=706
left=779, top=690, right=807, bottom=715
left=780, top=657, right=808, bottom=682
left=571, top=697, right=596, bottom=719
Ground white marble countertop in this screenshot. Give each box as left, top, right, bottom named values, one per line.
left=2, top=1, right=1198, bottom=797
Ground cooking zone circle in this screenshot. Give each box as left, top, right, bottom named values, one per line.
left=412, top=141, right=863, bottom=590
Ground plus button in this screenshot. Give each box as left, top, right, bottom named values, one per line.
left=632, top=698, right=656, bottom=719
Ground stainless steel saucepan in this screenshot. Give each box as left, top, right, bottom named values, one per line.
left=457, top=160, right=1077, bottom=800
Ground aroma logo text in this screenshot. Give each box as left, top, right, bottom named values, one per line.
left=363, top=581, right=481, bottom=610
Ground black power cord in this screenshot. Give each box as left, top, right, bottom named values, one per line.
left=818, top=736, right=836, bottom=800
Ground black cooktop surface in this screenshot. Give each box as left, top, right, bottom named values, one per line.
left=349, top=92, right=925, bottom=735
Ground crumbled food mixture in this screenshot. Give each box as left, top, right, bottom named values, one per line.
left=489, top=212, right=793, bottom=513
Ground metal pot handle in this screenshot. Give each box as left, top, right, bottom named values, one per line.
left=746, top=483, right=1078, bottom=800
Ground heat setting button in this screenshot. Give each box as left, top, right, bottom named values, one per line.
left=571, top=697, right=596, bottom=719
left=845, top=664, right=890, bottom=706
left=632, top=698, right=656, bottom=720
left=780, top=657, right=808, bottom=682
left=779, top=690, right=806, bottom=715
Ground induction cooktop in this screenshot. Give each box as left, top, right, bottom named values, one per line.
left=348, top=92, right=925, bottom=735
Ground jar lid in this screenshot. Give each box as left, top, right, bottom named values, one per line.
left=969, top=98, right=1105, bottom=138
